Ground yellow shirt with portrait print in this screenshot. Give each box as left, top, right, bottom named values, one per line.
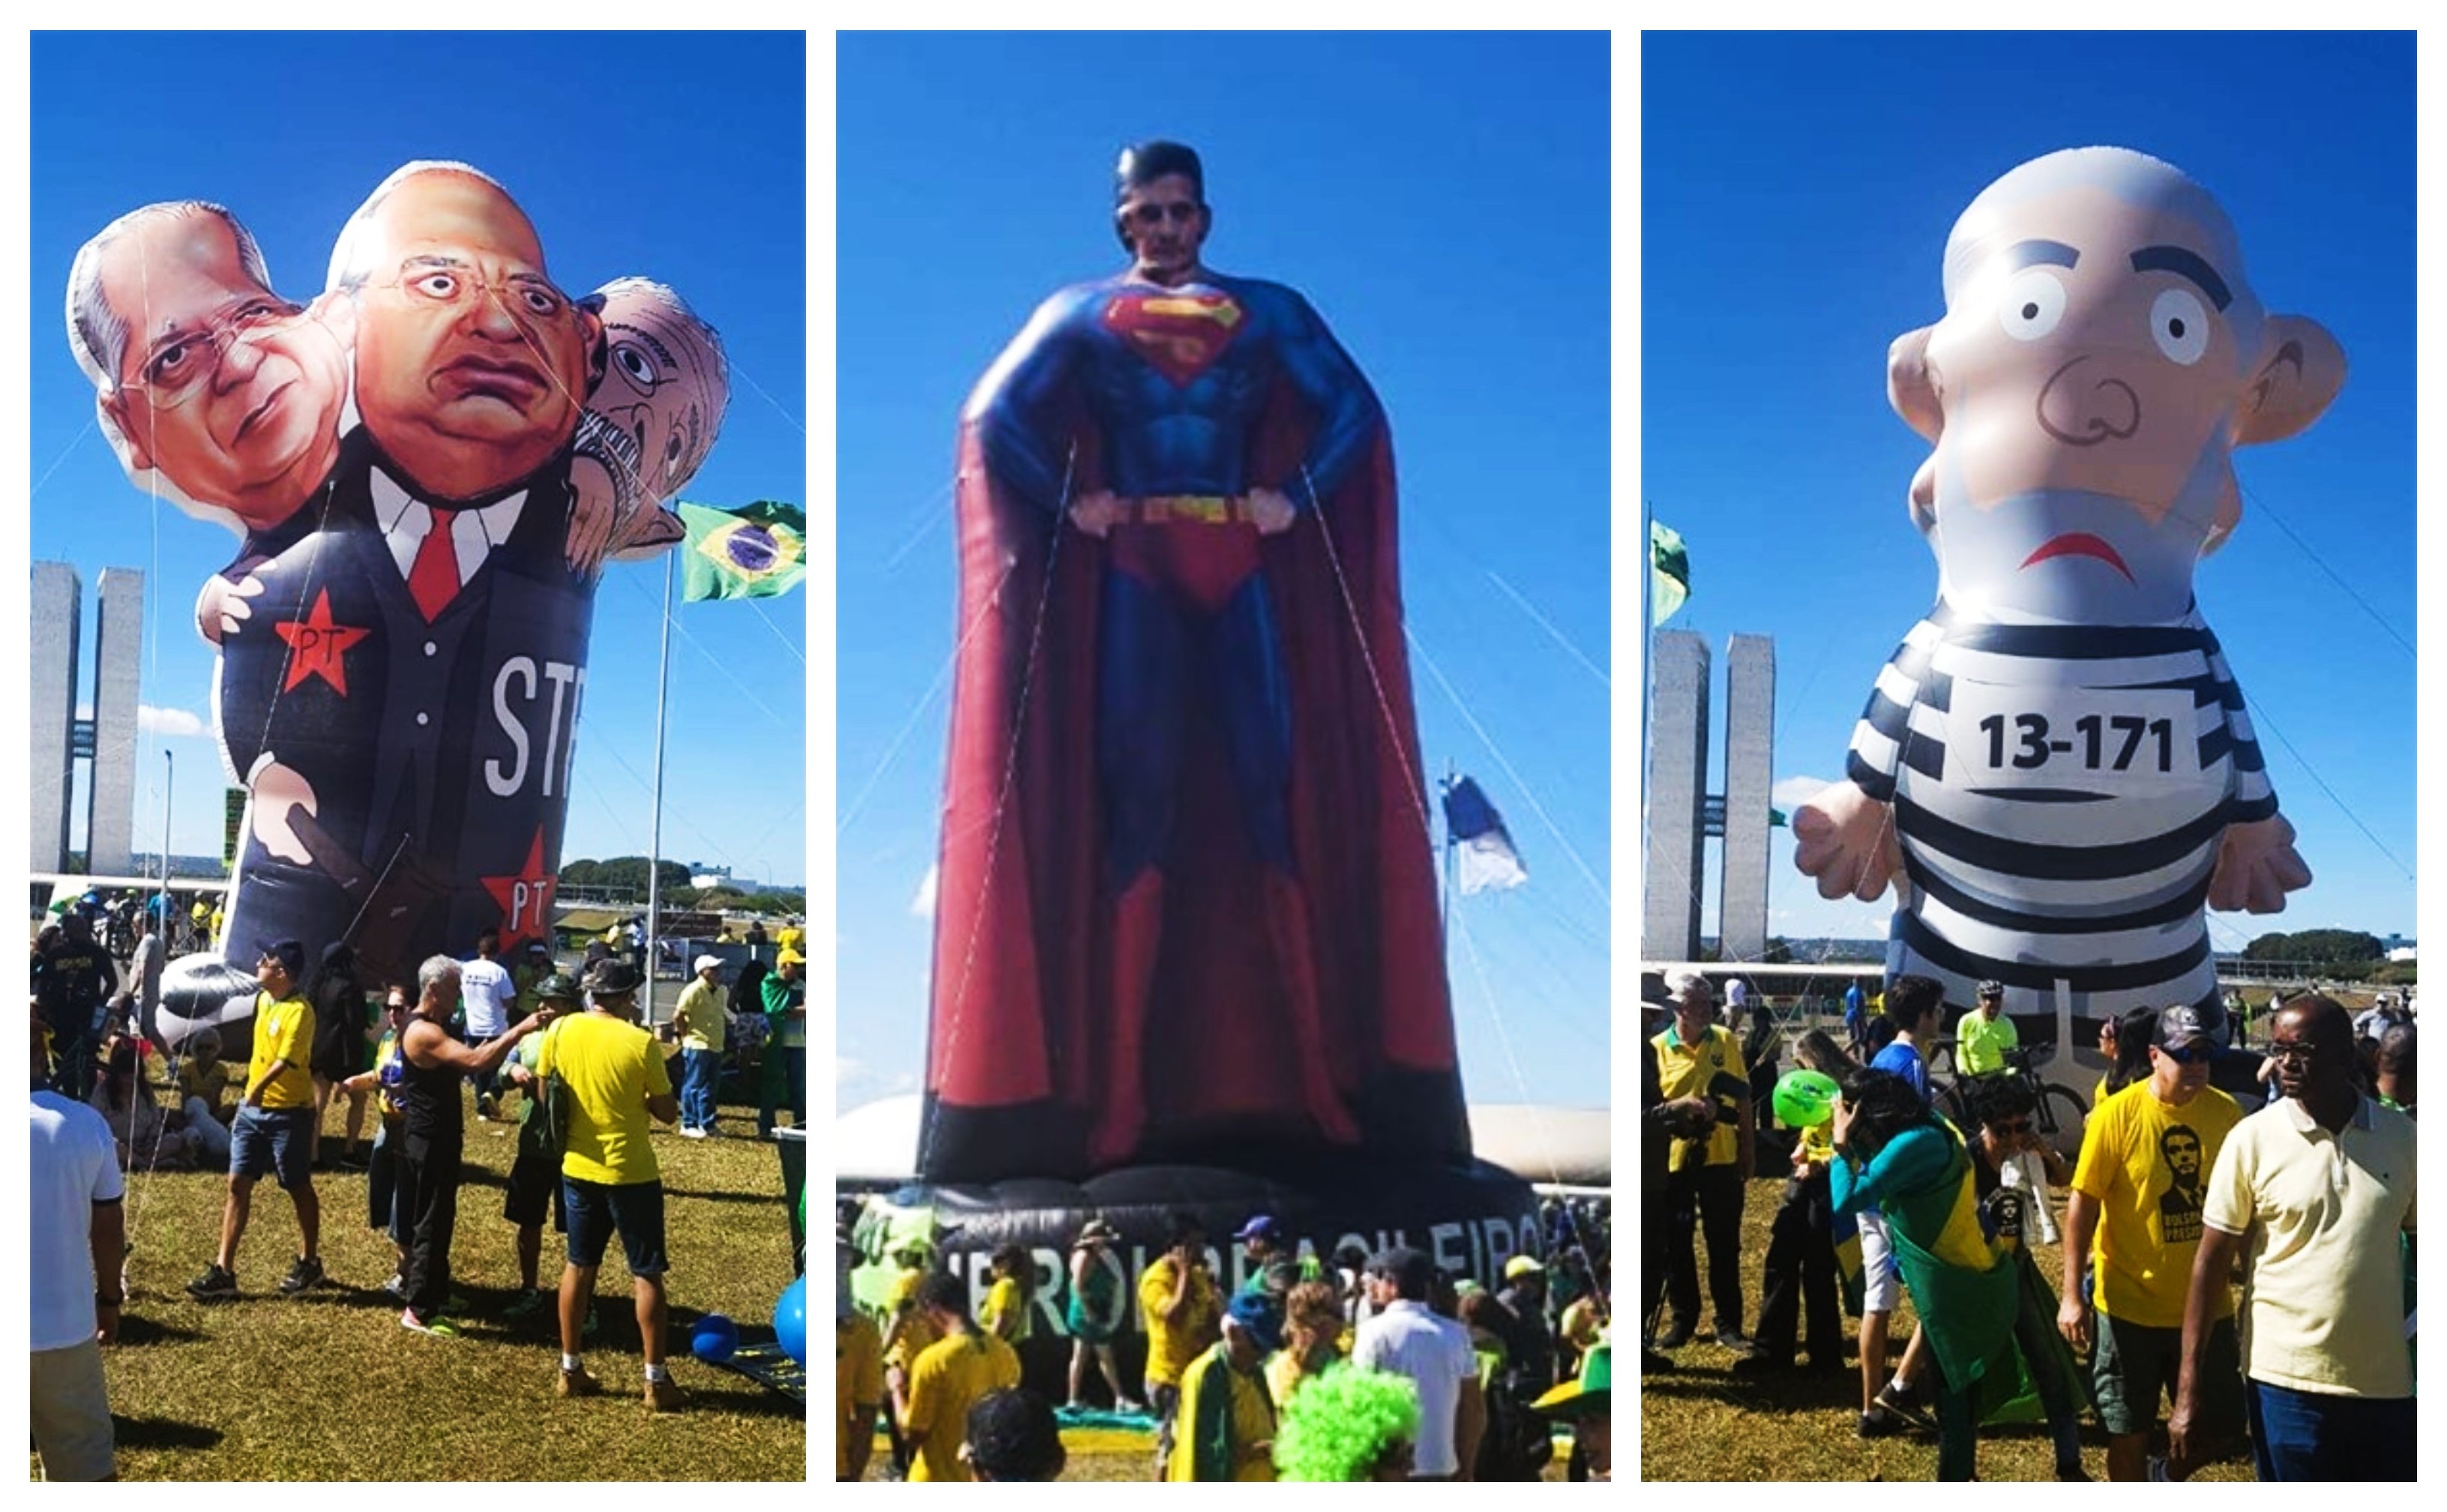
left=1652, top=1022, right=1748, bottom=1172
left=2071, top=1080, right=2242, bottom=1328
left=246, top=991, right=316, bottom=1109
left=903, top=1329, right=1022, bottom=1483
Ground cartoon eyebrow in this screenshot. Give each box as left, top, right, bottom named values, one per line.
left=402, top=253, right=467, bottom=270
left=2004, top=239, right=2080, bottom=271
left=2129, top=245, right=2232, bottom=311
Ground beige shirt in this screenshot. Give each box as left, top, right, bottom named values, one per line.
left=2203, top=1092, right=2416, bottom=1397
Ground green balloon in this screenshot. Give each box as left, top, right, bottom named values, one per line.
left=1773, top=1068, right=1840, bottom=1129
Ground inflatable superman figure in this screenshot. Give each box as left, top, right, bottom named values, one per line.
left=924, top=141, right=1469, bottom=1181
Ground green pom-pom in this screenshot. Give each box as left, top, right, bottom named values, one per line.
left=1273, top=1364, right=1422, bottom=1481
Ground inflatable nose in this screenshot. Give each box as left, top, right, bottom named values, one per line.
left=2038, top=356, right=2140, bottom=445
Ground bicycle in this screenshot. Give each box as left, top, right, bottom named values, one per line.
left=1936, top=1041, right=2089, bottom=1161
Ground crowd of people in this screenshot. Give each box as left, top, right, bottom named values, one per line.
left=1643, top=968, right=2417, bottom=1482
left=27, top=903, right=807, bottom=1481
left=837, top=1206, right=1613, bottom=1483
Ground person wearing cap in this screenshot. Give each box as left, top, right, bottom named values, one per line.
left=758, top=946, right=807, bottom=1137
left=1352, top=1247, right=1484, bottom=1480
left=502, top=972, right=585, bottom=1322
left=1232, top=1214, right=1295, bottom=1298
left=1167, top=1291, right=1283, bottom=1481
left=1496, top=1253, right=1556, bottom=1389
left=545, top=957, right=686, bottom=1409
left=671, top=954, right=729, bottom=1137
left=1650, top=969, right=1757, bottom=1357
left=1529, top=1337, right=1611, bottom=1481
left=187, top=938, right=322, bottom=1301
left=894, top=1270, right=1022, bottom=1482
left=2173, top=995, right=2416, bottom=1481
left=1954, top=979, right=2019, bottom=1079
left=2060, top=1001, right=2245, bottom=1479
left=1065, top=1217, right=1137, bottom=1412
left=1140, top=1210, right=1224, bottom=1476
left=880, top=1232, right=945, bottom=1472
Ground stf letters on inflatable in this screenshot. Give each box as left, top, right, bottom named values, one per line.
left=64, top=162, right=727, bottom=1049
left=1793, top=147, right=2344, bottom=1048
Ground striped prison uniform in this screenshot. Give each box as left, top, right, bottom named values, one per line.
left=1844, top=599, right=2274, bottom=1031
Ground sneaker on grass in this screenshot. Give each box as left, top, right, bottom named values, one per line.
left=278, top=1256, right=326, bottom=1295
left=504, top=1287, right=551, bottom=1320
left=400, top=1308, right=461, bottom=1338
left=187, top=1264, right=238, bottom=1301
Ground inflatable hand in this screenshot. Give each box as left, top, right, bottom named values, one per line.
left=565, top=464, right=616, bottom=576
left=196, top=558, right=269, bottom=647
left=1792, top=780, right=1901, bottom=902
left=246, top=759, right=320, bottom=866
left=2208, top=813, right=2311, bottom=915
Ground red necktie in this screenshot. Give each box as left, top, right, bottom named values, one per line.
left=407, top=508, right=460, bottom=621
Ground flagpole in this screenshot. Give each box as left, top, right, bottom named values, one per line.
left=1639, top=498, right=1655, bottom=966
left=645, top=551, right=675, bottom=1025
left=1441, top=759, right=1456, bottom=949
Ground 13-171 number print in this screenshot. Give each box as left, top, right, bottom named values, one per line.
left=1947, top=681, right=2201, bottom=792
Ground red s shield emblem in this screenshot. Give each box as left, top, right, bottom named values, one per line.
left=1102, top=292, right=1244, bottom=387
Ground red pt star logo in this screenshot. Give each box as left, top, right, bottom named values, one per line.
left=482, top=830, right=558, bottom=946
left=274, top=589, right=371, bottom=695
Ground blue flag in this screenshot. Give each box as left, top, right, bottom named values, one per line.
left=1440, top=774, right=1528, bottom=894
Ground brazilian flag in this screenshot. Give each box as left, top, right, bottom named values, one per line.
left=678, top=500, right=807, bottom=601
left=1650, top=517, right=1690, bottom=627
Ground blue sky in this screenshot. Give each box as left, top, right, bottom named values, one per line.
left=1643, top=31, right=2416, bottom=954
left=836, top=31, right=1613, bottom=1112
left=28, top=31, right=808, bottom=889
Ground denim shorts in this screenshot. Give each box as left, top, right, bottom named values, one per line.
left=229, top=1106, right=315, bottom=1190
left=562, top=1175, right=667, bottom=1277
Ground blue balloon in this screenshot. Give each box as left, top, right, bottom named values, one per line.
left=772, top=1276, right=807, bottom=1365
left=691, top=1313, right=739, bottom=1364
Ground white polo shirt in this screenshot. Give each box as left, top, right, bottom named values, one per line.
left=1351, top=1298, right=1477, bottom=1476
left=2203, top=1091, right=2416, bottom=1398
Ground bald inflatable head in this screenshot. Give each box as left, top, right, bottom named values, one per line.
left=1887, top=147, right=2345, bottom=622
left=587, top=277, right=729, bottom=503
left=330, top=161, right=602, bottom=501
left=67, top=201, right=349, bottom=533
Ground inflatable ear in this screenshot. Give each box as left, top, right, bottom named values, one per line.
left=1887, top=325, right=1942, bottom=442
left=2236, top=314, right=2345, bottom=445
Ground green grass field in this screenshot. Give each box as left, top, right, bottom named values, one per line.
left=1638, top=1170, right=2255, bottom=1483
left=46, top=1087, right=806, bottom=1481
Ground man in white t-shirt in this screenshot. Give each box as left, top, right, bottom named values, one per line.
left=32, top=1020, right=128, bottom=1482
left=1351, top=1247, right=1483, bottom=1480
left=458, top=928, right=519, bottom=1121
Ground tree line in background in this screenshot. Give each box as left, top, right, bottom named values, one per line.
left=2240, top=929, right=2416, bottom=986
left=559, top=856, right=805, bottom=918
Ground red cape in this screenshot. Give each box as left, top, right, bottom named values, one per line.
left=920, top=398, right=1469, bottom=1184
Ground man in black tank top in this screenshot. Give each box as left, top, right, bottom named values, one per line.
left=397, top=954, right=551, bottom=1336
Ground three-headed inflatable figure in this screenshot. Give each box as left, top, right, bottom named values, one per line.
left=1793, top=148, right=2344, bottom=1029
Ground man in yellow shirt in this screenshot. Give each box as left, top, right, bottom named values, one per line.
left=187, top=939, right=322, bottom=1301
left=1140, top=1211, right=1224, bottom=1478
left=1649, top=971, right=1755, bottom=1352
left=1170, top=1292, right=1282, bottom=1480
left=1954, top=978, right=2019, bottom=1077
left=671, top=954, right=728, bottom=1138
left=895, top=1272, right=1022, bottom=1482
left=836, top=1240, right=884, bottom=1481
left=543, top=958, right=685, bottom=1410
left=2061, top=1003, right=2243, bottom=1479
